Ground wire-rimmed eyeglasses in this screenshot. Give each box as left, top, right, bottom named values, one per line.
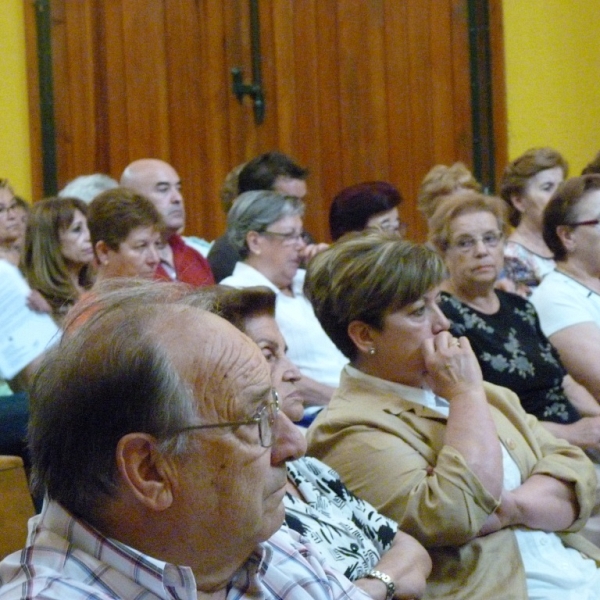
left=260, top=229, right=310, bottom=246
left=168, top=389, right=280, bottom=448
left=449, top=231, right=503, bottom=254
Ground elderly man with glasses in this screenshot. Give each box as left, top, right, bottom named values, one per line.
left=0, top=284, right=370, bottom=600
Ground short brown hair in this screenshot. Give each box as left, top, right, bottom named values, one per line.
left=88, top=187, right=164, bottom=253
left=428, top=191, right=509, bottom=253
left=543, top=174, right=600, bottom=261
left=500, top=147, right=568, bottom=227
left=304, top=232, right=446, bottom=360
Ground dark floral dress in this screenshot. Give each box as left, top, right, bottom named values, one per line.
left=440, top=290, right=579, bottom=424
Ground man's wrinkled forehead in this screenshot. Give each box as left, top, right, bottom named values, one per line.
left=160, top=309, right=270, bottom=410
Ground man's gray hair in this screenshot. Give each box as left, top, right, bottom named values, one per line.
left=227, top=190, right=305, bottom=258
left=29, top=282, right=205, bottom=519
left=59, top=173, right=119, bottom=204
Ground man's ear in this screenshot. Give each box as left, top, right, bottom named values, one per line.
left=116, top=433, right=175, bottom=512
left=347, top=320, right=376, bottom=355
left=246, top=230, right=263, bottom=256
left=94, top=240, right=110, bottom=265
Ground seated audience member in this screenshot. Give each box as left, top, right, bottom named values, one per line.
left=12, top=196, right=29, bottom=258
left=20, top=197, right=94, bottom=324
left=304, top=232, right=600, bottom=599
left=184, top=162, right=249, bottom=260
left=500, top=147, right=568, bottom=292
left=208, top=152, right=311, bottom=282
left=429, top=191, right=600, bottom=545
left=0, top=180, right=22, bottom=266
left=0, top=283, right=369, bottom=600
left=417, top=162, right=481, bottom=225
left=199, top=285, right=431, bottom=598
left=582, top=151, right=600, bottom=175
left=58, top=173, right=119, bottom=203
left=120, top=158, right=214, bottom=286
left=221, top=191, right=347, bottom=409
left=221, top=162, right=247, bottom=213
left=531, top=175, right=600, bottom=405
left=329, top=181, right=406, bottom=241
left=88, top=187, right=163, bottom=281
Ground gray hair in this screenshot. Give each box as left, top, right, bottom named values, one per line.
left=29, top=283, right=205, bottom=520
left=227, top=190, right=305, bottom=258
left=59, top=174, right=119, bottom=204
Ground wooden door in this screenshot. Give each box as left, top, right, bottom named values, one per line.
left=26, top=0, right=506, bottom=242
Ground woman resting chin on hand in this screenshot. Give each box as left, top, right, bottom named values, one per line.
left=304, top=232, right=600, bottom=600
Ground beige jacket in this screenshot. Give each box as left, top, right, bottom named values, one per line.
left=306, top=371, right=600, bottom=600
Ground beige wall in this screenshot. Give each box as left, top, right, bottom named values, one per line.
left=0, top=0, right=31, bottom=200
left=503, top=0, right=600, bottom=173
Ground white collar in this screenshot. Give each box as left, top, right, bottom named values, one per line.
left=345, top=364, right=449, bottom=416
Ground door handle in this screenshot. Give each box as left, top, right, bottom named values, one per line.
left=231, top=0, right=265, bottom=124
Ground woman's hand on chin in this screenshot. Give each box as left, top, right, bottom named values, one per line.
left=422, top=332, right=484, bottom=401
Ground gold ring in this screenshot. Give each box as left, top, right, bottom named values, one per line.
left=450, top=338, right=460, bottom=347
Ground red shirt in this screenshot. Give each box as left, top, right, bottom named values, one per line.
left=155, top=234, right=215, bottom=287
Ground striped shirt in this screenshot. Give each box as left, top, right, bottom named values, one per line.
left=0, top=501, right=369, bottom=600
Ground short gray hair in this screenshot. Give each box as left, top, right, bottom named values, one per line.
left=227, top=190, right=305, bottom=258
left=59, top=173, right=119, bottom=204
left=29, top=283, right=206, bottom=520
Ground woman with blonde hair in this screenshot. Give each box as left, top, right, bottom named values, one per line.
left=0, top=179, right=21, bottom=266
left=21, top=197, right=94, bottom=322
left=417, top=162, right=481, bottom=224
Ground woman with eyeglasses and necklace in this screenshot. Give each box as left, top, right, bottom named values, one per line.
left=221, top=190, right=347, bottom=412
left=430, top=190, right=600, bottom=546
left=531, top=175, right=600, bottom=406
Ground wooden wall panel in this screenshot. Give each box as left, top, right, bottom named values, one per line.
left=26, top=0, right=506, bottom=243
left=24, top=0, right=43, bottom=201
left=102, top=0, right=128, bottom=175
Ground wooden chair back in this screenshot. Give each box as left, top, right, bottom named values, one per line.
left=0, top=455, right=35, bottom=559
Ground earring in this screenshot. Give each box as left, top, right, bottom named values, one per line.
left=368, top=347, right=376, bottom=356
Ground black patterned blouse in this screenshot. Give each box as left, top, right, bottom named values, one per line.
left=440, top=290, right=579, bottom=424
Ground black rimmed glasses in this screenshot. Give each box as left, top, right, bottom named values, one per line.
left=565, top=219, right=600, bottom=229
left=260, top=229, right=310, bottom=245
left=168, top=389, right=280, bottom=448
left=449, top=231, right=503, bottom=254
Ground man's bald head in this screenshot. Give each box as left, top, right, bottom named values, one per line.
left=121, top=159, right=185, bottom=234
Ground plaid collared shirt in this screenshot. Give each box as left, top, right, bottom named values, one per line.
left=0, top=501, right=369, bottom=600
